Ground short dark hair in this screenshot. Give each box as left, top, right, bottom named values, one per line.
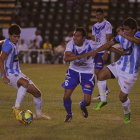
left=96, top=8, right=104, bottom=14
left=74, top=27, right=87, bottom=37
left=8, top=24, right=21, bottom=35
left=123, top=17, right=137, bottom=30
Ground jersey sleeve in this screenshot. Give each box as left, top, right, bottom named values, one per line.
left=2, top=42, right=12, bottom=54
left=65, top=40, right=73, bottom=52
left=135, top=31, right=140, bottom=38
left=114, top=35, right=120, bottom=43
left=106, top=22, right=112, bottom=34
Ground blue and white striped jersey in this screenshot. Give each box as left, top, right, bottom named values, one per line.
left=92, top=20, right=112, bottom=47
left=115, top=31, right=140, bottom=74
left=65, top=39, right=99, bottom=73
left=1, top=39, right=21, bottom=76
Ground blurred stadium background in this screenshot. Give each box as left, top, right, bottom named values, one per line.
left=0, top=0, right=140, bottom=64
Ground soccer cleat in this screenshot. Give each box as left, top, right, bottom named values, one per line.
left=64, top=114, right=72, bottom=122
left=12, top=107, right=21, bottom=120
left=33, top=113, right=51, bottom=120
left=80, top=106, right=88, bottom=118
left=124, top=113, right=131, bottom=124
left=94, top=101, right=107, bottom=110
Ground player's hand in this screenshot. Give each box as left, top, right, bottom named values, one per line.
left=3, top=77, right=10, bottom=84
left=116, top=26, right=123, bottom=36
left=102, top=51, right=108, bottom=61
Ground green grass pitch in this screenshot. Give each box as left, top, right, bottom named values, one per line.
left=0, top=64, right=140, bottom=140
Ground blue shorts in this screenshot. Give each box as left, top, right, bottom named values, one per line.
left=62, top=69, right=95, bottom=94
left=94, top=53, right=105, bottom=70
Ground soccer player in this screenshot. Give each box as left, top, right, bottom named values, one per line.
left=62, top=27, right=97, bottom=122
left=90, top=17, right=140, bottom=124
left=0, top=24, right=51, bottom=120
left=92, top=8, right=112, bottom=102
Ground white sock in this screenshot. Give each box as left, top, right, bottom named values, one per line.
left=33, top=97, right=42, bottom=116
left=97, top=80, right=107, bottom=102
left=15, top=86, right=27, bottom=108
left=122, top=98, right=130, bottom=114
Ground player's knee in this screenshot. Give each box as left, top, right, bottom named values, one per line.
left=64, top=94, right=70, bottom=100
left=98, top=73, right=104, bottom=81
left=34, top=90, right=41, bottom=98
left=119, top=94, right=127, bottom=103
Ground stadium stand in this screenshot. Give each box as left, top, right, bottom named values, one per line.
left=1, top=0, right=140, bottom=47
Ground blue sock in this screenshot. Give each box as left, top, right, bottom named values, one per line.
left=63, top=98, right=72, bottom=115
left=106, top=85, right=109, bottom=91
left=80, top=99, right=89, bottom=107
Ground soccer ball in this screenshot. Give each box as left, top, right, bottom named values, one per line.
left=18, top=110, right=33, bottom=125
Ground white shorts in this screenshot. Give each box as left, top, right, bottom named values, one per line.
left=7, top=72, right=34, bottom=89
left=107, top=63, right=138, bottom=94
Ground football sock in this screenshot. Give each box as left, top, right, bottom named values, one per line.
left=15, top=86, right=27, bottom=108
left=106, top=84, right=109, bottom=91
left=33, top=96, right=42, bottom=116
left=80, top=99, right=89, bottom=107
left=97, top=80, right=107, bottom=102
left=122, top=98, right=130, bottom=114
left=63, top=98, right=72, bottom=115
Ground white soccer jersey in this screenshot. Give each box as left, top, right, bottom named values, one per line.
left=92, top=20, right=112, bottom=52
left=65, top=39, right=99, bottom=73
left=1, top=39, right=21, bottom=76
left=114, top=31, right=140, bottom=74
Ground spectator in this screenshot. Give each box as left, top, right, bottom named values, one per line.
left=51, top=42, right=66, bottom=64
left=31, top=29, right=43, bottom=63
left=31, top=29, right=43, bottom=49
left=18, top=39, right=29, bottom=63
left=43, top=40, right=53, bottom=63
left=29, top=39, right=38, bottom=63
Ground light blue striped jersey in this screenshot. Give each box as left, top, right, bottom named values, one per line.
left=115, top=31, right=140, bottom=74
left=1, top=39, right=21, bottom=76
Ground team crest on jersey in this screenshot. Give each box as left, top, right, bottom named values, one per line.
left=85, top=84, right=91, bottom=88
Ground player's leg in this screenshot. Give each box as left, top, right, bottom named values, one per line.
left=62, top=69, right=79, bottom=122
left=63, top=88, right=74, bottom=122
left=119, top=91, right=130, bottom=124
left=93, top=53, right=109, bottom=100
left=9, top=74, right=29, bottom=120
left=94, top=66, right=113, bottom=110
left=80, top=94, right=91, bottom=118
left=26, top=83, right=51, bottom=120
left=80, top=73, right=95, bottom=118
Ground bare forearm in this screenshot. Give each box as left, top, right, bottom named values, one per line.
left=109, top=47, right=124, bottom=55
left=121, top=34, right=140, bottom=44
left=64, top=53, right=89, bottom=62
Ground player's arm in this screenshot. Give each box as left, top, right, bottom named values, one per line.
left=90, top=39, right=115, bottom=58
left=0, top=51, right=10, bottom=84
left=0, top=40, right=5, bottom=45
left=109, top=47, right=125, bottom=56
left=64, top=51, right=90, bottom=62
left=117, top=27, right=140, bottom=44
left=102, top=33, right=112, bottom=61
